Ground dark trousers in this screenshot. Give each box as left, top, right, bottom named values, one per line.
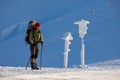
left=30, top=44, right=39, bottom=69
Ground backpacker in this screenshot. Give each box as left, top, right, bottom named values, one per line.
left=25, top=20, right=36, bottom=44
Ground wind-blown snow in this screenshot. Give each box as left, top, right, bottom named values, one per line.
left=0, top=66, right=120, bottom=80
left=0, top=60, right=120, bottom=80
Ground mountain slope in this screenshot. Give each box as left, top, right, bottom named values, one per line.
left=0, top=0, right=120, bottom=67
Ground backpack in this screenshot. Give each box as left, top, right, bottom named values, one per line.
left=25, top=20, right=36, bottom=44
left=25, top=29, right=31, bottom=44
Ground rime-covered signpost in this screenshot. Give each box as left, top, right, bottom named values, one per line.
left=74, top=19, right=90, bottom=68
left=63, top=32, right=73, bottom=68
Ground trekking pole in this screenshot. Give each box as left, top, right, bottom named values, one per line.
left=25, top=57, right=30, bottom=70
left=40, top=45, right=43, bottom=70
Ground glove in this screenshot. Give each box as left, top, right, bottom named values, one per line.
left=30, top=40, right=34, bottom=44
left=41, top=41, right=43, bottom=47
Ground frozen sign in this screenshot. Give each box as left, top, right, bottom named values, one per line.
left=62, top=32, right=73, bottom=68
left=74, top=19, right=89, bottom=38
left=74, top=19, right=90, bottom=68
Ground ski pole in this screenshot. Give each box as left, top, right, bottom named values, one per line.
left=40, top=45, right=43, bottom=70
left=25, top=57, right=30, bottom=70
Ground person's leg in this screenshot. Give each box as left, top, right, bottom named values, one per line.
left=33, top=45, right=39, bottom=69
left=30, top=44, right=37, bottom=69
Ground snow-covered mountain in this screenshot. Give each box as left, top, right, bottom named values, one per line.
left=0, top=0, right=120, bottom=68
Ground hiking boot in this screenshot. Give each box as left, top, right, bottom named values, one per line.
left=31, top=67, right=39, bottom=70
left=35, top=67, right=39, bottom=70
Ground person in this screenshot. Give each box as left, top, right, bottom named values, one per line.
left=27, top=21, right=43, bottom=70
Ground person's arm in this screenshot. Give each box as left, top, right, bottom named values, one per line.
left=29, top=31, right=34, bottom=44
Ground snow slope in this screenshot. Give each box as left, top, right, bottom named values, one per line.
left=0, top=60, right=120, bottom=80
left=0, top=0, right=120, bottom=68
left=0, top=67, right=120, bottom=80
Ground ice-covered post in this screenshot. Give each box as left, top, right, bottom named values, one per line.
left=74, top=19, right=90, bottom=68
left=63, top=32, right=73, bottom=68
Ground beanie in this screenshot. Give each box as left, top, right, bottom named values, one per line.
left=35, top=23, right=40, bottom=28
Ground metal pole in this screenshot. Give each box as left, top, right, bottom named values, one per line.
left=40, top=45, right=43, bottom=70
left=25, top=57, right=30, bottom=70
left=81, top=37, right=85, bottom=68
left=64, top=53, right=68, bottom=68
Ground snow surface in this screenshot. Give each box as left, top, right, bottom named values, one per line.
left=0, top=66, right=120, bottom=80
left=0, top=60, right=120, bottom=80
